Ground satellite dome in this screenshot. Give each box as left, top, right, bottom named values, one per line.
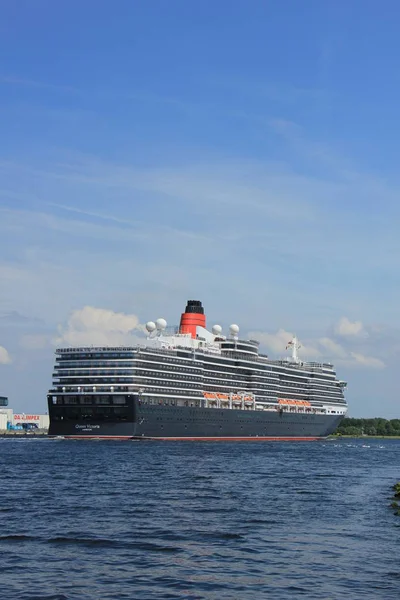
left=229, top=324, right=240, bottom=336
left=156, top=318, right=167, bottom=330
left=212, top=324, right=222, bottom=335
left=145, top=321, right=156, bottom=333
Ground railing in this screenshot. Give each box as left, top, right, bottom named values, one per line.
left=57, top=346, right=139, bottom=353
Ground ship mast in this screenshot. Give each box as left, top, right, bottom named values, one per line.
left=286, top=335, right=301, bottom=363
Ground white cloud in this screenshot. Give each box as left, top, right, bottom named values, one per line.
left=349, top=352, right=385, bottom=370
left=0, top=346, right=11, bottom=364
left=318, top=337, right=347, bottom=358
left=55, top=306, right=145, bottom=347
left=248, top=328, right=293, bottom=354
left=334, top=317, right=365, bottom=337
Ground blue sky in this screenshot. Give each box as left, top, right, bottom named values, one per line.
left=1, top=1, right=400, bottom=417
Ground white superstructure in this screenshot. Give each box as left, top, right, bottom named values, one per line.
left=52, top=319, right=347, bottom=418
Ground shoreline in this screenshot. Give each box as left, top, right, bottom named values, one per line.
left=328, top=434, right=400, bottom=440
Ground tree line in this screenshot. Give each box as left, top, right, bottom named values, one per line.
left=335, top=418, right=400, bottom=437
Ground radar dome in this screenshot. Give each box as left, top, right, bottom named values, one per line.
left=212, top=324, right=222, bottom=335
left=229, top=323, right=240, bottom=336
left=145, top=321, right=156, bottom=333
left=156, top=318, right=167, bottom=330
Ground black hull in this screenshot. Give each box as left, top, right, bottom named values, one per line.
left=48, top=402, right=344, bottom=440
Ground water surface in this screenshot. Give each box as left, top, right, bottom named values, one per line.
left=0, top=438, right=399, bottom=599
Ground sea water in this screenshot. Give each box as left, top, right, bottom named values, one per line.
left=0, top=438, right=399, bottom=599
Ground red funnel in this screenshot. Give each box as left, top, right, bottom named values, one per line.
left=179, top=300, right=206, bottom=339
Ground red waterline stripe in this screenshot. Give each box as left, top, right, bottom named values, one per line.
left=135, top=436, right=320, bottom=442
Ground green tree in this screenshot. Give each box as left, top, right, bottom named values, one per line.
left=334, top=417, right=400, bottom=436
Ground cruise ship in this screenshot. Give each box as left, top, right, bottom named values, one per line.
left=47, top=300, right=348, bottom=440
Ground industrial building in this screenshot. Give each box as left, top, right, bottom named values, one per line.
left=0, top=399, right=49, bottom=431
left=0, top=396, right=9, bottom=430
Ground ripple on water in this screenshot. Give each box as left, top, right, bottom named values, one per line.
left=0, top=438, right=400, bottom=599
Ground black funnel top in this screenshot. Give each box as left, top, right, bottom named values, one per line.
left=184, top=300, right=204, bottom=315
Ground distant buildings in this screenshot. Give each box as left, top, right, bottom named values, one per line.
left=0, top=396, right=49, bottom=430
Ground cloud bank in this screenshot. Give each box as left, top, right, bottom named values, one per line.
left=249, top=316, right=385, bottom=370
left=334, top=317, right=365, bottom=338
left=55, top=306, right=145, bottom=347
left=0, top=346, right=11, bottom=364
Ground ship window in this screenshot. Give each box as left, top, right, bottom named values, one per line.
left=112, top=396, right=127, bottom=405
left=64, top=396, right=78, bottom=405
left=80, top=397, right=94, bottom=405
left=95, top=396, right=110, bottom=404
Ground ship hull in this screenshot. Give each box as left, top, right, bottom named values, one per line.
left=48, top=402, right=344, bottom=440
